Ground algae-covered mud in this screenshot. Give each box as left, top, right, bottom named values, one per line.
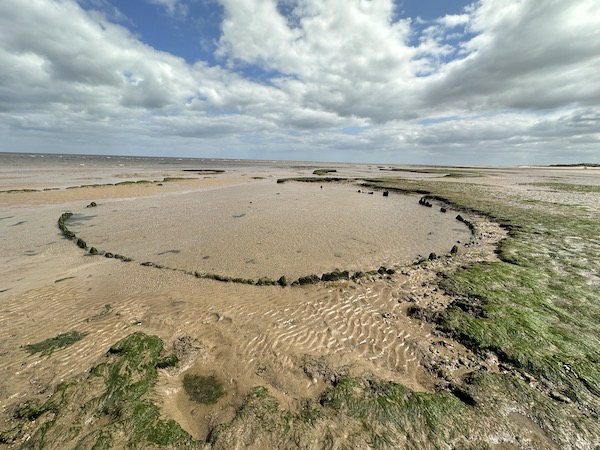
left=0, top=155, right=599, bottom=449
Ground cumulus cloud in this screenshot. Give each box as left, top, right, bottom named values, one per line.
left=217, top=0, right=422, bottom=121
left=437, top=14, right=470, bottom=28
left=0, top=0, right=598, bottom=163
left=0, top=1, right=298, bottom=123
left=425, top=0, right=600, bottom=112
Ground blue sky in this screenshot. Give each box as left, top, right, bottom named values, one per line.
left=104, top=1, right=474, bottom=65
left=0, top=0, right=598, bottom=164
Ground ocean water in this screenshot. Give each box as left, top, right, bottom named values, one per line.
left=0, top=151, right=375, bottom=190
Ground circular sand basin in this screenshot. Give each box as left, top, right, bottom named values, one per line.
left=70, top=182, right=470, bottom=279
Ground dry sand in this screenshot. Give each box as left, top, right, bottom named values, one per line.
left=1, top=156, right=597, bottom=444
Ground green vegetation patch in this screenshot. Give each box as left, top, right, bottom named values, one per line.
left=358, top=176, right=600, bottom=430
left=277, top=176, right=346, bottom=183
left=85, top=304, right=112, bottom=323
left=25, top=331, right=87, bottom=356
left=181, top=169, right=225, bottom=174
left=0, top=188, right=40, bottom=193
left=3, top=332, right=194, bottom=449
left=379, top=167, right=484, bottom=178
left=523, top=182, right=600, bottom=193
left=162, top=177, right=194, bottom=182
left=312, top=169, right=337, bottom=175
left=209, top=378, right=499, bottom=449
left=114, top=180, right=152, bottom=186
left=183, top=374, right=225, bottom=404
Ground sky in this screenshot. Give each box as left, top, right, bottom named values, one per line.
left=0, top=0, right=599, bottom=165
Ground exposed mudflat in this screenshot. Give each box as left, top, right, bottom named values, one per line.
left=1, top=154, right=598, bottom=448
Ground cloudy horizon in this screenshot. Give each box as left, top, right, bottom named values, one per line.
left=0, top=0, right=598, bottom=165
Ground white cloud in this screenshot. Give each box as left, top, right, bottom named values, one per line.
left=0, top=0, right=598, bottom=164
left=437, top=14, right=470, bottom=28
left=217, top=0, right=422, bottom=122
left=425, top=0, right=600, bottom=111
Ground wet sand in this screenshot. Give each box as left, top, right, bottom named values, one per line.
left=1, top=154, right=598, bottom=443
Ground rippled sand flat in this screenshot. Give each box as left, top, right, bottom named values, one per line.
left=1, top=154, right=597, bottom=447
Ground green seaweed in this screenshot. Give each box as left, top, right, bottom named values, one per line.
left=182, top=374, right=225, bottom=404
left=359, top=176, right=600, bottom=416
left=25, top=331, right=87, bottom=356
left=523, top=182, right=600, bottom=193
left=4, top=333, right=195, bottom=449
left=313, top=169, right=337, bottom=175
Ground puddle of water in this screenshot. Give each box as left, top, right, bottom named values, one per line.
left=70, top=183, right=470, bottom=279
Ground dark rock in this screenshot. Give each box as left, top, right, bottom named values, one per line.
left=440, top=207, right=447, bottom=213
left=104, top=252, right=114, bottom=258
left=456, top=214, right=464, bottom=222
left=452, top=296, right=487, bottom=318
left=383, top=191, right=389, bottom=197
left=450, top=384, right=477, bottom=406
left=297, top=274, right=321, bottom=285
left=89, top=247, right=98, bottom=255
left=212, top=274, right=231, bottom=282
left=321, top=270, right=350, bottom=282
left=428, top=252, right=438, bottom=260
left=86, top=202, right=97, bottom=208
left=140, top=261, right=154, bottom=266
left=352, top=271, right=364, bottom=280
left=450, top=245, right=459, bottom=255
left=277, top=276, right=287, bottom=287
left=418, top=197, right=433, bottom=207
left=256, top=277, right=275, bottom=286
left=407, top=306, right=439, bottom=323
left=76, top=238, right=87, bottom=249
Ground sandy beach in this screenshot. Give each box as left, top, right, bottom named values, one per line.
left=1, top=154, right=599, bottom=449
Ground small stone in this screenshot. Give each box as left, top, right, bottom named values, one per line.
left=550, top=391, right=572, bottom=403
